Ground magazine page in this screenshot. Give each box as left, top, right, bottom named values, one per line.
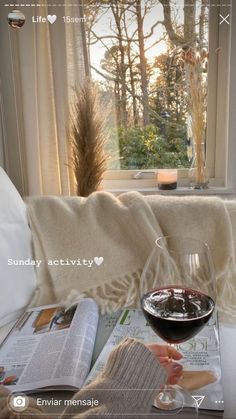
left=0, top=298, right=99, bottom=393
left=86, top=309, right=223, bottom=414
left=91, top=310, right=122, bottom=368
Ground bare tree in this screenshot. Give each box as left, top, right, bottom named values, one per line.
left=159, top=0, right=197, bottom=47
left=86, top=0, right=162, bottom=128
left=199, top=0, right=209, bottom=47
left=101, top=45, right=125, bottom=126
left=122, top=9, right=139, bottom=126
left=85, top=0, right=208, bottom=132
left=135, top=0, right=150, bottom=125
left=110, top=2, right=128, bottom=127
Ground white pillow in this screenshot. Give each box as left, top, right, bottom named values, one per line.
left=0, top=167, right=37, bottom=327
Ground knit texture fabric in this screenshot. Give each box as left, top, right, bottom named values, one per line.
left=27, top=192, right=236, bottom=321
left=60, top=338, right=167, bottom=418
left=27, top=192, right=162, bottom=312
left=146, top=195, right=236, bottom=322
left=0, top=339, right=167, bottom=419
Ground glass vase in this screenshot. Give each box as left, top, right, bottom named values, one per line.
left=189, top=142, right=209, bottom=189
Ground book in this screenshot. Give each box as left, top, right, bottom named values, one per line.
left=0, top=300, right=224, bottom=418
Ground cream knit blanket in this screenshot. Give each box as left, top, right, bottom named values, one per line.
left=27, top=192, right=236, bottom=322
left=27, top=192, right=162, bottom=312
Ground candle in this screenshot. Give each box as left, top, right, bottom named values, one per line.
left=157, top=169, right=178, bottom=190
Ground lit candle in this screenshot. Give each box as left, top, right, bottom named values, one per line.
left=157, top=169, right=178, bottom=190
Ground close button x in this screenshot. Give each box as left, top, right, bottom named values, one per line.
left=219, top=14, right=230, bottom=25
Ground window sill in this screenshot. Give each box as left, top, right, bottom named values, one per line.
left=104, top=186, right=235, bottom=197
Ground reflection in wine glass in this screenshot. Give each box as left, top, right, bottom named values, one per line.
left=8, top=10, right=26, bottom=29
left=141, top=236, right=216, bottom=413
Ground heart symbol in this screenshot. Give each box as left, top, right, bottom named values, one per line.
left=47, top=15, right=57, bottom=24
left=94, top=257, right=104, bottom=266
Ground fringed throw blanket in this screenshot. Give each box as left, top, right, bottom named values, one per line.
left=27, top=192, right=162, bottom=312
left=27, top=192, right=236, bottom=322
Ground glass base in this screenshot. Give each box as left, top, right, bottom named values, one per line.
left=154, top=387, right=184, bottom=411
left=153, top=386, right=198, bottom=414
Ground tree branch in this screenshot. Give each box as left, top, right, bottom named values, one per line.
left=158, top=0, right=185, bottom=46
left=90, top=65, right=142, bottom=101
left=143, top=20, right=164, bottom=39
left=145, top=36, right=166, bottom=53
left=90, top=65, right=117, bottom=82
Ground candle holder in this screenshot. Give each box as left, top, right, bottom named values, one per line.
left=157, top=169, right=178, bottom=190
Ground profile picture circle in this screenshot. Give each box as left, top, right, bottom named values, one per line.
left=8, top=10, right=26, bottom=29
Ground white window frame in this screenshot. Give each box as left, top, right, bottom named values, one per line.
left=103, top=0, right=234, bottom=193
left=226, top=0, right=236, bottom=190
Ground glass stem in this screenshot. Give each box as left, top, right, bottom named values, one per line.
left=157, top=344, right=175, bottom=405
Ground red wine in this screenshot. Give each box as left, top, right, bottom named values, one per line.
left=141, top=287, right=215, bottom=344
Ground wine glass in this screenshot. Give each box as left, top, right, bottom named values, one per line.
left=140, top=236, right=215, bottom=412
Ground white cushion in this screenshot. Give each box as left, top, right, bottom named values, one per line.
left=0, top=167, right=37, bottom=327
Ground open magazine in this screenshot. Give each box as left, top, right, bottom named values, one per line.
left=0, top=298, right=119, bottom=393
left=86, top=309, right=224, bottom=418
left=0, top=299, right=224, bottom=417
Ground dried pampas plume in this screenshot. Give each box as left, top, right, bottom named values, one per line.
left=70, top=80, right=108, bottom=197
left=183, top=47, right=208, bottom=185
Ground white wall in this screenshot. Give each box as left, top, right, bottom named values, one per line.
left=0, top=87, right=5, bottom=170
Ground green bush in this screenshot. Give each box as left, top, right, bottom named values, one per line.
left=107, top=125, right=190, bottom=170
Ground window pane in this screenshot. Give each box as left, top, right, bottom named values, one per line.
left=85, top=0, right=209, bottom=170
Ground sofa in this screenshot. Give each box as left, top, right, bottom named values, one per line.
left=0, top=167, right=236, bottom=418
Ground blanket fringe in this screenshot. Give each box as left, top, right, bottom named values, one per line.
left=61, top=271, right=142, bottom=314
left=61, top=260, right=236, bottom=324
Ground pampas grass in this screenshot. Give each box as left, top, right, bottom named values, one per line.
left=70, top=80, right=108, bottom=197
left=183, top=47, right=208, bottom=185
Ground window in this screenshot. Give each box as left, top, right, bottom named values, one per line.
left=0, top=1, right=234, bottom=195
left=84, top=0, right=232, bottom=190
